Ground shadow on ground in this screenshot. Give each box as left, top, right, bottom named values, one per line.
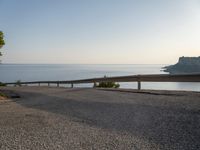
left=6, top=89, right=200, bottom=150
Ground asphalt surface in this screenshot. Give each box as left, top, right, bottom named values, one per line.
left=0, top=86, right=200, bottom=150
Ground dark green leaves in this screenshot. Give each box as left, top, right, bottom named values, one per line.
left=0, top=31, right=5, bottom=49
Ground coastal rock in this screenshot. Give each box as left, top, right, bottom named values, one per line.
left=164, top=56, right=200, bottom=74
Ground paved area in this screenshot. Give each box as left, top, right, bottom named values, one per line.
left=0, top=86, right=200, bottom=150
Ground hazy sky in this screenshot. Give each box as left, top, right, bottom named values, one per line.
left=0, top=0, right=200, bottom=64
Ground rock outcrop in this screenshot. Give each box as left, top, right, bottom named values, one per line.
left=164, top=56, right=200, bottom=74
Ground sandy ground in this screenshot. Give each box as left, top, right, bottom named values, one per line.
left=0, top=86, right=200, bottom=150
left=0, top=96, right=5, bottom=100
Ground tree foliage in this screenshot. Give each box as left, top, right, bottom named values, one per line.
left=0, top=31, right=5, bottom=56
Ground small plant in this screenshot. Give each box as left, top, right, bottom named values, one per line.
left=97, top=81, right=120, bottom=88
left=0, top=92, right=6, bottom=97
left=15, top=80, right=22, bottom=87
left=0, top=82, right=6, bottom=86
left=96, top=76, right=120, bottom=88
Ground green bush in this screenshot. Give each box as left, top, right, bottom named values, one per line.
left=97, top=81, right=120, bottom=88
left=0, top=82, right=6, bottom=86
left=96, top=76, right=120, bottom=88
left=15, top=80, right=22, bottom=87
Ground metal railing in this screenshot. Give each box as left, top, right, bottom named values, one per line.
left=4, top=74, right=200, bottom=90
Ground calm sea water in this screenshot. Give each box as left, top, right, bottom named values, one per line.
left=0, top=64, right=200, bottom=91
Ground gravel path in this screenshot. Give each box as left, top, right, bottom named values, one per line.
left=0, top=87, right=200, bottom=150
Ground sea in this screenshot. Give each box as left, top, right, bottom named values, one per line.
left=0, top=64, right=200, bottom=91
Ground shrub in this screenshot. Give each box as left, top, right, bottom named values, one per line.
left=0, top=92, right=6, bottom=97
left=0, top=82, right=6, bottom=86
left=97, top=81, right=120, bottom=88
left=96, top=76, right=120, bottom=88
left=15, top=80, right=22, bottom=87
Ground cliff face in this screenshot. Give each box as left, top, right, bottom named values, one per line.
left=164, top=56, right=200, bottom=74
left=178, top=57, right=200, bottom=65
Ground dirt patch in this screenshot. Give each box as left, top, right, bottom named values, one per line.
left=0, top=96, right=6, bottom=100
left=0, top=92, right=7, bottom=100
left=0, top=90, right=20, bottom=100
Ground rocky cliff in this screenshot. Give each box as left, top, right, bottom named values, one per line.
left=164, top=56, right=200, bottom=74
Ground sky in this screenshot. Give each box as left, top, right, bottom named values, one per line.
left=0, top=0, right=200, bottom=64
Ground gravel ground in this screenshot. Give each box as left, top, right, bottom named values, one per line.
left=0, top=86, right=200, bottom=150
